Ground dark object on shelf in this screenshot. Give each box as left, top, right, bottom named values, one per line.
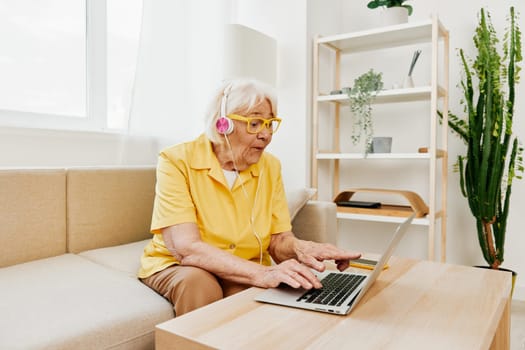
left=330, top=89, right=342, bottom=95
left=407, top=49, right=421, bottom=77
left=336, top=200, right=381, bottom=209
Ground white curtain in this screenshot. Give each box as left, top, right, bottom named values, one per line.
left=128, top=0, right=233, bottom=145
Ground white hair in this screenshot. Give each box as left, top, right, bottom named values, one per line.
left=204, top=79, right=278, bottom=143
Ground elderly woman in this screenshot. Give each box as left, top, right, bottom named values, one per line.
left=138, top=79, right=361, bottom=316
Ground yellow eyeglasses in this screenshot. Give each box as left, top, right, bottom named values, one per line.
left=228, top=114, right=282, bottom=134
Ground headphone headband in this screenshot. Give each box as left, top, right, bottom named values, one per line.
left=216, top=84, right=234, bottom=135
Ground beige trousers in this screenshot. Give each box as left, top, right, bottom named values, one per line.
left=140, top=265, right=250, bottom=316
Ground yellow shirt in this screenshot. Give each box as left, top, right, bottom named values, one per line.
left=138, top=134, right=292, bottom=278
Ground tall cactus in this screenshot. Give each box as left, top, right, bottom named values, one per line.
left=446, top=7, right=523, bottom=269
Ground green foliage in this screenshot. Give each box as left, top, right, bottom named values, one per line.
left=346, top=69, right=384, bottom=152
left=367, top=0, right=413, bottom=16
left=445, top=7, right=523, bottom=269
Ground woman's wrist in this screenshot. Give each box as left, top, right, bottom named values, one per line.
left=251, top=263, right=272, bottom=287
left=269, top=231, right=297, bottom=263
left=291, top=237, right=303, bottom=261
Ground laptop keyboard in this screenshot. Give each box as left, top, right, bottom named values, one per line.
left=297, top=273, right=366, bottom=306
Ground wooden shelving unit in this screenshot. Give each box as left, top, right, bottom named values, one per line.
left=311, top=16, right=449, bottom=262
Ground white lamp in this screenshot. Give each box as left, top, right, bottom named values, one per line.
left=223, top=24, right=277, bottom=86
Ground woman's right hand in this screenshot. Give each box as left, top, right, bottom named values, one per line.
left=254, top=259, right=323, bottom=290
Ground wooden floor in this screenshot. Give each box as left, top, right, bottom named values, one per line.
left=512, top=300, right=525, bottom=350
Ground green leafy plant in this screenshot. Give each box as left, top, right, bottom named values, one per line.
left=367, top=0, right=413, bottom=16
left=346, top=69, right=384, bottom=152
left=442, top=7, right=523, bottom=270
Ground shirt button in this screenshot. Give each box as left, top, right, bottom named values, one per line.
left=229, top=243, right=236, bottom=250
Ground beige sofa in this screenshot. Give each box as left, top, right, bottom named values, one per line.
left=0, top=166, right=337, bottom=350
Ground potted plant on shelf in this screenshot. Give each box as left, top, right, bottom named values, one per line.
left=367, top=0, right=413, bottom=25
left=345, top=69, right=384, bottom=153
left=367, top=0, right=413, bottom=15
left=442, top=7, right=522, bottom=291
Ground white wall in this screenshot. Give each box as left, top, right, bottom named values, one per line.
left=234, top=0, right=309, bottom=192
left=0, top=127, right=158, bottom=167
left=311, top=0, right=525, bottom=300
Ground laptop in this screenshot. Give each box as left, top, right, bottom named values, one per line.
left=255, top=213, right=415, bottom=315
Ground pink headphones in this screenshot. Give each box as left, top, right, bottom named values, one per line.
left=216, top=85, right=234, bottom=135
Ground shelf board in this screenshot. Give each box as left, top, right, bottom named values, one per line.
left=318, top=19, right=435, bottom=53
left=316, top=152, right=432, bottom=160
left=336, top=211, right=430, bottom=226
left=317, top=85, right=445, bottom=105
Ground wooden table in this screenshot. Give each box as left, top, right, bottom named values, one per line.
left=156, top=256, right=512, bottom=350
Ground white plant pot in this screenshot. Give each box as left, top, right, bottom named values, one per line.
left=380, top=7, right=409, bottom=26
left=364, top=7, right=409, bottom=30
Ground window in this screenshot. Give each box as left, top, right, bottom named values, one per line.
left=0, top=0, right=86, bottom=118
left=0, top=0, right=142, bottom=131
left=107, top=0, right=142, bottom=129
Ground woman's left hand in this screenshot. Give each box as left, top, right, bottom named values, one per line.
left=294, top=240, right=361, bottom=272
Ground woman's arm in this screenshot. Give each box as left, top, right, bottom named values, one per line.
left=162, top=223, right=322, bottom=289
left=269, top=231, right=361, bottom=272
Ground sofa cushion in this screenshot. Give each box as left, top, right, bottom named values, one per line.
left=287, top=187, right=316, bottom=221
left=78, top=239, right=149, bottom=278
left=0, top=169, right=66, bottom=268
left=292, top=200, right=337, bottom=245
left=66, top=167, right=156, bottom=253
left=0, top=254, right=173, bottom=350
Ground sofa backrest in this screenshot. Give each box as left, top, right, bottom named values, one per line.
left=66, top=167, right=156, bottom=253
left=1, top=166, right=333, bottom=268
left=0, top=169, right=67, bottom=267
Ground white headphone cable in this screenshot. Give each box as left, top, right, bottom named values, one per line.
left=224, top=134, right=263, bottom=265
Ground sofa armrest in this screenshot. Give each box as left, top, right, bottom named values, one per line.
left=291, top=200, right=337, bottom=245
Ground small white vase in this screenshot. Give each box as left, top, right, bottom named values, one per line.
left=370, top=137, right=393, bottom=153
left=380, top=7, right=409, bottom=26
left=363, top=6, right=409, bottom=30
